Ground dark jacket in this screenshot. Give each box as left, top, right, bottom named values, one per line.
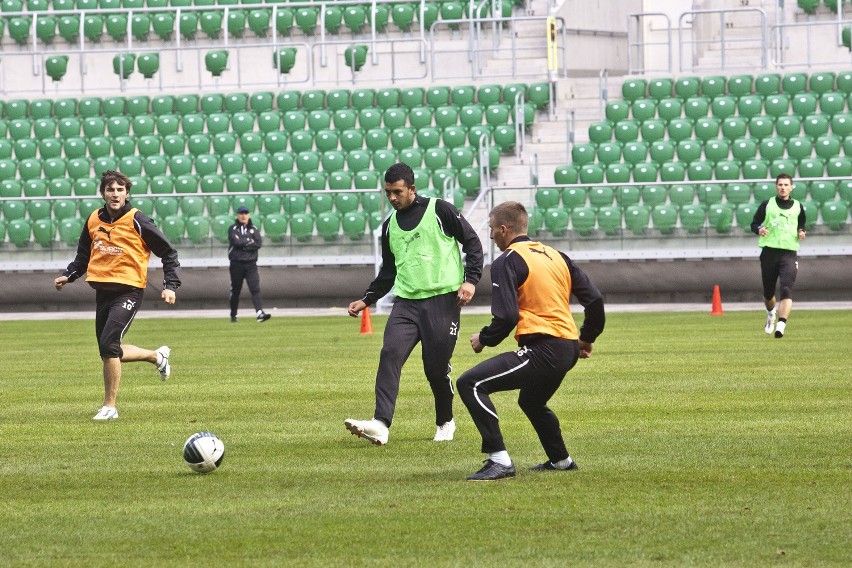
left=228, top=218, right=262, bottom=263
left=359, top=195, right=484, bottom=306
left=62, top=203, right=181, bottom=292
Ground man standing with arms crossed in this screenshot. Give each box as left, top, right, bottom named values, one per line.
left=54, top=170, right=181, bottom=420
left=750, top=173, right=806, bottom=338
left=457, top=202, right=605, bottom=481
left=345, top=163, right=483, bottom=445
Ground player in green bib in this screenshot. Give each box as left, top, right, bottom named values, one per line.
left=750, top=173, right=806, bottom=338
left=345, top=163, right=484, bottom=446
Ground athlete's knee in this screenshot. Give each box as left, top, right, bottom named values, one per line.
left=456, top=373, right=476, bottom=399
left=99, top=339, right=122, bottom=359
left=779, top=286, right=793, bottom=300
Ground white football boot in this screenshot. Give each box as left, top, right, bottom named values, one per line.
left=344, top=418, right=389, bottom=446
left=763, top=308, right=777, bottom=335
left=433, top=419, right=456, bottom=441
left=93, top=406, right=118, bottom=420
left=155, top=346, right=171, bottom=381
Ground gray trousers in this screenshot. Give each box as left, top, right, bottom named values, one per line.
left=374, top=291, right=460, bottom=427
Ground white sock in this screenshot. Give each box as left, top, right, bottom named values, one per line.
left=488, top=451, right=512, bottom=467
left=775, top=320, right=786, bottom=334
left=553, top=456, right=575, bottom=470
left=156, top=352, right=163, bottom=366
left=256, top=309, right=264, bottom=316
left=768, top=308, right=776, bottom=315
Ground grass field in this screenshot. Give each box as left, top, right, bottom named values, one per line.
left=1, top=309, right=850, bottom=566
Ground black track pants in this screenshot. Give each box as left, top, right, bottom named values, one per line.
left=457, top=336, right=579, bottom=462
left=229, top=261, right=263, bottom=317
left=373, top=292, right=460, bottom=427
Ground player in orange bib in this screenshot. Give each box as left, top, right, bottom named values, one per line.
left=458, top=201, right=606, bottom=481
left=54, top=170, right=181, bottom=420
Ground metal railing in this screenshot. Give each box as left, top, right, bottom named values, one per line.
left=627, top=12, right=672, bottom=75
left=678, top=7, right=767, bottom=72
left=769, top=18, right=852, bottom=69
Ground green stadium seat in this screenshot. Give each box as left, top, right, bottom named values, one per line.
left=721, top=74, right=749, bottom=97
left=808, top=71, right=836, bottom=94
left=552, top=165, right=578, bottom=186
left=701, top=76, right=726, bottom=98
left=579, top=164, right=604, bottom=184
left=571, top=206, right=596, bottom=236
left=148, top=174, right=172, bottom=195
left=736, top=94, right=763, bottom=119
left=821, top=200, right=849, bottom=230
left=621, top=141, right=648, bottom=166
left=732, top=202, right=757, bottom=231
left=748, top=116, right=775, bottom=139
left=707, top=203, right=733, bottom=233
left=759, top=137, right=784, bottom=162
left=710, top=96, right=736, bottom=120
left=762, top=93, right=790, bottom=120
left=622, top=204, right=649, bottom=235
left=803, top=114, right=830, bottom=139
left=676, top=139, right=703, bottom=162
left=315, top=211, right=340, bottom=241
left=754, top=73, right=781, bottom=96
left=561, top=186, right=587, bottom=210
left=373, top=149, right=397, bottom=173
left=818, top=92, right=845, bottom=116
left=648, top=140, right=674, bottom=164
left=679, top=204, right=706, bottom=233
left=667, top=118, right=693, bottom=142
left=589, top=185, right=615, bottom=208
left=674, top=76, right=701, bottom=99
left=659, top=161, right=685, bottom=182
left=714, top=160, right=740, bottom=181
left=720, top=182, right=749, bottom=207
left=640, top=120, right=665, bottom=142
left=595, top=142, right=621, bottom=165
left=825, top=156, right=852, bottom=177
left=682, top=96, right=709, bottom=120
left=632, top=163, right=658, bottom=183
left=667, top=184, right=693, bottom=208
left=809, top=181, right=836, bottom=204
left=657, top=98, right=683, bottom=122
left=596, top=206, right=622, bottom=235
left=798, top=157, right=824, bottom=178
left=770, top=158, right=797, bottom=177
left=687, top=160, right=713, bottom=182
left=831, top=114, right=852, bottom=138
left=543, top=207, right=569, bottom=236
left=719, top=116, right=747, bottom=141
left=588, top=121, right=613, bottom=144
left=774, top=116, right=801, bottom=140
left=742, top=159, right=769, bottom=180
left=801, top=200, right=818, bottom=230
left=605, top=100, right=630, bottom=123
left=787, top=135, right=813, bottom=161
left=790, top=92, right=818, bottom=117
left=621, top=78, right=647, bottom=102
left=703, top=139, right=729, bottom=163
left=649, top=204, right=676, bottom=234
left=752, top=181, right=774, bottom=202
left=288, top=212, right=312, bottom=242
left=648, top=77, right=674, bottom=101
left=631, top=98, right=656, bottom=122
left=815, top=134, right=841, bottom=160
left=733, top=137, right=759, bottom=164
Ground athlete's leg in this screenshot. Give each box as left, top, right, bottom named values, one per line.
left=373, top=299, right=420, bottom=426
left=418, top=292, right=460, bottom=425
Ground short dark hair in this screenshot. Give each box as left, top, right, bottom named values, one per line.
left=775, top=173, right=793, bottom=184
left=384, top=162, right=415, bottom=188
left=490, top=201, right=529, bottom=234
left=99, top=170, right=133, bottom=196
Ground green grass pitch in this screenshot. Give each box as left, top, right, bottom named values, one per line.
left=1, top=310, right=849, bottom=566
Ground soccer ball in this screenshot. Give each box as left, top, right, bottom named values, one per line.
left=182, top=432, right=225, bottom=474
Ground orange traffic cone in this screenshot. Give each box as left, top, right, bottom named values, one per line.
left=709, top=285, right=724, bottom=316
left=360, top=307, right=373, bottom=335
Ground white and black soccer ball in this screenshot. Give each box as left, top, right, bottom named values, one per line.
left=182, top=432, right=225, bottom=474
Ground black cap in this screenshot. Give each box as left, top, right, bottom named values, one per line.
left=237, top=206, right=250, bottom=214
